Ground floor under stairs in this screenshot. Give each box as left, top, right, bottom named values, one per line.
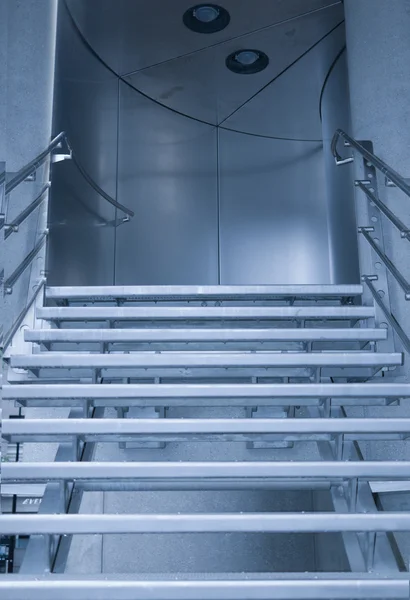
left=1, top=284, right=410, bottom=598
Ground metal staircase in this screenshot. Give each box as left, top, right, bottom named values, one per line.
left=1, top=283, right=410, bottom=598
left=2, top=132, right=410, bottom=597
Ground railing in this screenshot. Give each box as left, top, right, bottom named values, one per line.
left=0, top=132, right=134, bottom=351
left=332, top=128, right=410, bottom=354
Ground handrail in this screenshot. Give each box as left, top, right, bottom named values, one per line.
left=356, top=181, right=410, bottom=241
left=332, top=129, right=410, bottom=198
left=4, top=131, right=134, bottom=218
left=4, top=183, right=50, bottom=239
left=0, top=279, right=46, bottom=351
left=71, top=153, right=134, bottom=218
left=5, top=132, right=66, bottom=195
left=3, top=232, right=48, bottom=295
left=358, top=228, right=410, bottom=300
left=362, top=277, right=410, bottom=354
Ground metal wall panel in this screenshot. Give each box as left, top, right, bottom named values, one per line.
left=219, top=130, right=330, bottom=284
left=48, top=3, right=117, bottom=286
left=320, top=27, right=359, bottom=284
left=115, top=81, right=218, bottom=285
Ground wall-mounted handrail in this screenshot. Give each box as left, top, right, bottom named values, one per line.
left=71, top=153, right=134, bottom=218
left=332, top=129, right=410, bottom=198
left=4, top=131, right=134, bottom=219
left=356, top=181, right=410, bottom=241
left=3, top=232, right=48, bottom=295
left=5, top=132, right=67, bottom=195
left=4, top=183, right=51, bottom=239
left=362, top=276, right=410, bottom=354
left=358, top=228, right=410, bottom=300
left=0, top=279, right=46, bottom=351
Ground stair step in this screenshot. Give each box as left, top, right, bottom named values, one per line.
left=36, top=305, right=375, bottom=321
left=0, top=576, right=406, bottom=600
left=9, top=351, right=401, bottom=370
left=3, top=417, right=410, bottom=442
left=3, top=460, right=410, bottom=482
left=25, top=327, right=387, bottom=343
left=5, top=382, right=407, bottom=401
left=46, top=284, right=364, bottom=302
left=4, top=382, right=402, bottom=408
left=1, top=512, right=410, bottom=534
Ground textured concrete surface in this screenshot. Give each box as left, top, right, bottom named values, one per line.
left=61, top=406, right=324, bottom=575
left=345, top=0, right=410, bottom=565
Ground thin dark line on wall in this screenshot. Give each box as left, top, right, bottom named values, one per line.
left=218, top=20, right=345, bottom=127
left=319, top=45, right=346, bottom=121
left=216, top=127, right=221, bottom=285
left=220, top=127, right=322, bottom=143
left=62, top=0, right=326, bottom=143
left=113, top=79, right=121, bottom=285
left=121, top=1, right=343, bottom=77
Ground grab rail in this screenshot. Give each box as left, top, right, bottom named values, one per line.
left=5, top=132, right=66, bottom=195
left=333, top=129, right=410, bottom=353
left=1, top=131, right=134, bottom=219
left=332, top=129, right=410, bottom=198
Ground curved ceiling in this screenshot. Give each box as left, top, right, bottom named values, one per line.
left=65, top=0, right=345, bottom=139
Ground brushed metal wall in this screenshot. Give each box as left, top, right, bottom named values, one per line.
left=115, top=82, right=219, bottom=285
left=219, top=131, right=329, bottom=284
left=49, top=0, right=358, bottom=286
left=48, top=3, right=117, bottom=285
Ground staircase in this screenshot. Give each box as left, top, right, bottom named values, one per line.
left=2, top=283, right=410, bottom=598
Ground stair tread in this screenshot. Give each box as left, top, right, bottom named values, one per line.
left=3, top=460, right=410, bottom=481
left=46, top=284, right=364, bottom=301
left=9, top=351, right=402, bottom=368
left=4, top=382, right=408, bottom=399
left=25, top=327, right=387, bottom=342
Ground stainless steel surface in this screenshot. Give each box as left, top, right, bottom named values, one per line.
left=4, top=381, right=409, bottom=400
left=115, top=81, right=219, bottom=285
left=320, top=36, right=359, bottom=284
left=46, top=284, right=364, bottom=300
left=24, top=327, right=387, bottom=343
left=9, top=351, right=402, bottom=369
left=4, top=512, right=410, bottom=534
left=356, top=181, right=410, bottom=241
left=5, top=132, right=66, bottom=195
left=4, top=183, right=50, bottom=239
left=363, top=276, right=410, bottom=354
left=50, top=0, right=352, bottom=286
left=4, top=416, right=410, bottom=439
left=4, top=461, right=410, bottom=482
left=0, top=576, right=408, bottom=600
left=218, top=132, right=330, bottom=284
left=3, top=233, right=47, bottom=295
left=360, top=228, right=410, bottom=298
left=333, top=129, right=410, bottom=197
left=36, top=305, right=375, bottom=320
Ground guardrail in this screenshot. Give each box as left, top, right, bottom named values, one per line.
left=332, top=128, right=410, bottom=354
left=0, top=132, right=134, bottom=350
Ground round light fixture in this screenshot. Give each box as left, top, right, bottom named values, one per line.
left=183, top=4, right=230, bottom=33
left=226, top=49, right=269, bottom=74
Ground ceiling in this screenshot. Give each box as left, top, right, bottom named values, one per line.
left=64, top=0, right=346, bottom=139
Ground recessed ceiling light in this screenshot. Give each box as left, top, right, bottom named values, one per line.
left=226, top=49, right=269, bottom=74
left=183, top=4, right=230, bottom=34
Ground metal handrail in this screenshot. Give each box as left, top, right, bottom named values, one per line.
left=0, top=279, right=46, bottom=351
left=332, top=129, right=410, bottom=198
left=3, top=232, right=48, bottom=295
left=358, top=228, right=410, bottom=300
left=362, top=277, right=410, bottom=354
left=4, top=183, right=50, bottom=239
left=355, top=181, right=410, bottom=240
left=5, top=132, right=66, bottom=195
left=4, top=131, right=134, bottom=218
